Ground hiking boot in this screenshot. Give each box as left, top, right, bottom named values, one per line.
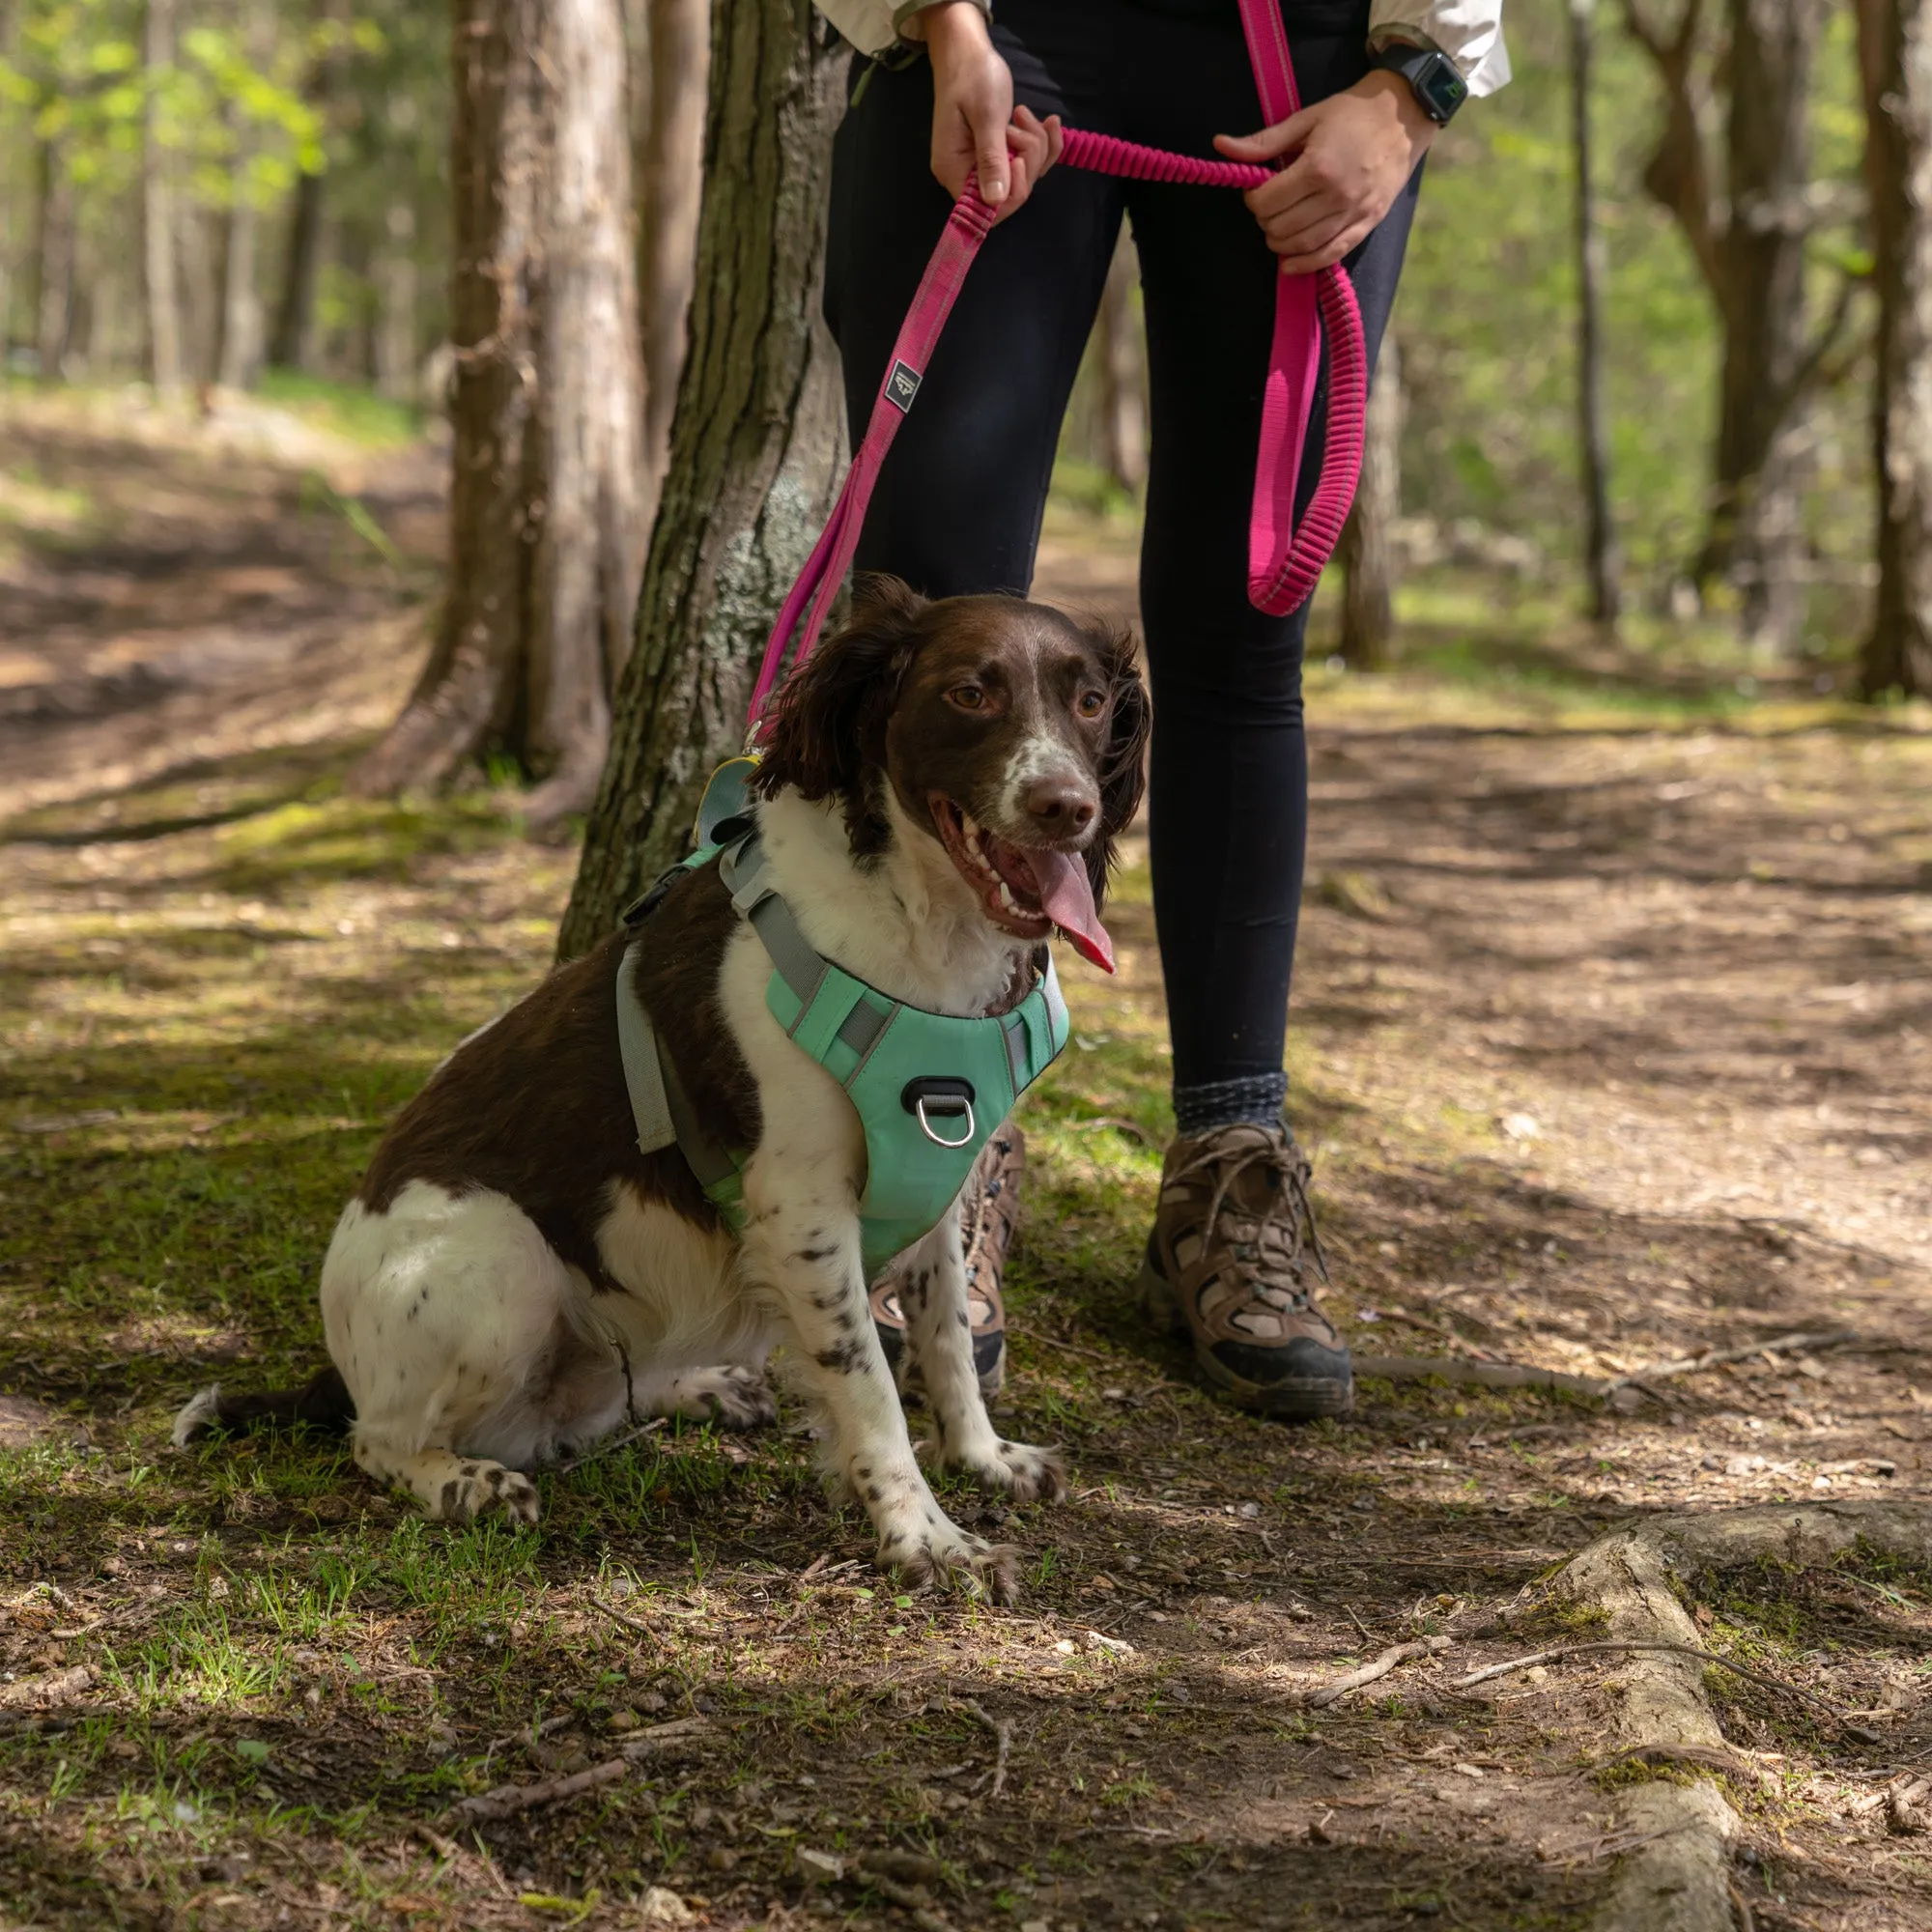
left=871, top=1123, right=1025, bottom=1401
left=1136, top=1120, right=1350, bottom=1419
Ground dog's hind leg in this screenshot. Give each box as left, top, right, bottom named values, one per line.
left=352, top=1436, right=541, bottom=1525
left=321, top=1182, right=579, bottom=1526
left=895, top=1210, right=1064, bottom=1503
left=632, top=1363, right=778, bottom=1432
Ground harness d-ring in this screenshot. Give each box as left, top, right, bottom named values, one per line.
left=916, top=1105, right=981, bottom=1144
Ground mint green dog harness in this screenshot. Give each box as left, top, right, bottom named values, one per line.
left=615, top=768, right=1068, bottom=1279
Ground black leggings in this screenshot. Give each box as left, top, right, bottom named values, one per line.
left=824, top=0, right=1416, bottom=1093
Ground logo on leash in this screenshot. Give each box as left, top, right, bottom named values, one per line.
left=885, top=360, right=922, bottom=412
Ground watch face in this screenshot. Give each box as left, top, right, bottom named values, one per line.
left=1416, top=52, right=1466, bottom=119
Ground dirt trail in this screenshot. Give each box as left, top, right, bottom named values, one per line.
left=2, top=407, right=1931, bottom=1931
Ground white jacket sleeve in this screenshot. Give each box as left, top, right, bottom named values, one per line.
left=1369, top=0, right=1511, bottom=98
left=815, top=0, right=986, bottom=59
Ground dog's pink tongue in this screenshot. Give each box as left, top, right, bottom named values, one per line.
left=1031, top=848, right=1114, bottom=974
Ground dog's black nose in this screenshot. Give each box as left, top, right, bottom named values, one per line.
left=1022, top=775, right=1096, bottom=837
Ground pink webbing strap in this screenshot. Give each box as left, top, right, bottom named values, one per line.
left=747, top=0, right=1369, bottom=734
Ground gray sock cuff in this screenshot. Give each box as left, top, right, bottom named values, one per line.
left=1173, top=1071, right=1289, bottom=1137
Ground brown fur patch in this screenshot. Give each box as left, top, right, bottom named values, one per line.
left=357, top=862, right=757, bottom=1286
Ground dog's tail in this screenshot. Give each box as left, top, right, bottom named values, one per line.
left=171, top=1367, right=355, bottom=1449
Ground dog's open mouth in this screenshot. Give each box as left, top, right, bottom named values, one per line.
left=929, top=795, right=1114, bottom=974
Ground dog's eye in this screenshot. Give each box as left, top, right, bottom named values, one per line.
left=1075, top=690, right=1106, bottom=719
left=948, top=686, right=987, bottom=711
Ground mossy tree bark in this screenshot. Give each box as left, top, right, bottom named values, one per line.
left=1337, top=332, right=1401, bottom=669
left=556, top=0, right=846, bottom=958
left=1856, top=0, right=1932, bottom=699
left=352, top=0, right=647, bottom=825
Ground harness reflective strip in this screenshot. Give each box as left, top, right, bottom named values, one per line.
left=616, top=940, right=678, bottom=1155
left=1001, top=1010, right=1028, bottom=1092
left=836, top=995, right=892, bottom=1060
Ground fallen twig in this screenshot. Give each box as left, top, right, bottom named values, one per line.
left=1068, top=1115, right=1156, bottom=1149
left=1601, top=1328, right=1859, bottom=1396
left=866, top=1871, right=952, bottom=1932
left=1352, top=1354, right=1610, bottom=1399
left=445, top=1755, right=627, bottom=1825
left=960, top=1700, right=1013, bottom=1799
left=1449, top=1640, right=1849, bottom=1717
left=1358, top=1306, right=1502, bottom=1355
left=552, top=1416, right=665, bottom=1476
left=1305, top=1635, right=1450, bottom=1709
left=589, top=1594, right=665, bottom=1645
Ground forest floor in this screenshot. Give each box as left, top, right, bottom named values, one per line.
left=3, top=386, right=1932, bottom=1932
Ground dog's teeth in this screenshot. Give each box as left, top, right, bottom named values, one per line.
left=997, top=881, right=1016, bottom=910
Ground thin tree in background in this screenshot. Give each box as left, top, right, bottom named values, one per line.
left=1337, top=331, right=1402, bottom=668
left=352, top=0, right=647, bottom=825
left=1095, top=233, right=1147, bottom=497
left=1855, top=0, right=1932, bottom=699
left=559, top=0, right=845, bottom=957
left=632, top=0, right=709, bottom=512
left=1571, top=0, right=1621, bottom=624
left=217, top=0, right=275, bottom=390
left=1623, top=0, right=1851, bottom=652
left=143, top=0, right=183, bottom=395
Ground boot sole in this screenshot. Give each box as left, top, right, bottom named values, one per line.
left=1137, top=1255, right=1353, bottom=1421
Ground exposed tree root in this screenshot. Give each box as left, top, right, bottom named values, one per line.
left=1546, top=1503, right=1932, bottom=1930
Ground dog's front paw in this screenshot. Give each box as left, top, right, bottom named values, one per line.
left=927, top=1437, right=1065, bottom=1504
left=879, top=1521, right=1022, bottom=1605
left=668, top=1364, right=779, bottom=1433
left=435, top=1460, right=541, bottom=1527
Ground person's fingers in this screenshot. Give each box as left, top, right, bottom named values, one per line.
left=973, top=96, right=1011, bottom=203
left=1041, top=111, right=1065, bottom=171
left=1213, top=103, right=1318, bottom=165
left=1263, top=205, right=1354, bottom=261
left=1244, top=153, right=1330, bottom=225
left=1277, top=216, right=1373, bottom=274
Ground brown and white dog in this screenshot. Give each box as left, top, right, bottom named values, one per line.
left=176, top=579, right=1148, bottom=1599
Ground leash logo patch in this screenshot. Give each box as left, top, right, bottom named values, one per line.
left=885, top=360, right=922, bottom=412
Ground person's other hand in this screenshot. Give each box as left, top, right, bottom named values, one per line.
left=909, top=1, right=1062, bottom=220
left=1215, top=70, right=1437, bottom=273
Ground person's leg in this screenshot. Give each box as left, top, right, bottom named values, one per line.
left=1130, top=19, right=1414, bottom=1122
left=823, top=4, right=1123, bottom=596
left=1124, top=14, right=1418, bottom=1416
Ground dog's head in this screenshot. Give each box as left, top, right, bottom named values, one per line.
left=752, top=577, right=1150, bottom=972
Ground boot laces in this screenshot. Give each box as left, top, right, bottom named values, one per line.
left=1168, top=1128, right=1329, bottom=1308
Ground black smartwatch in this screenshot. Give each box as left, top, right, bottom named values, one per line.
left=1368, top=42, right=1468, bottom=125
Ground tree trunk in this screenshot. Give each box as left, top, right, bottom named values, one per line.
left=635, top=0, right=710, bottom=513
left=143, top=0, right=184, bottom=395
left=269, top=172, right=325, bottom=371
left=1571, top=0, right=1621, bottom=625
left=557, top=0, right=846, bottom=958
left=218, top=0, right=271, bottom=390
left=350, top=0, right=648, bottom=825
left=1623, top=0, right=1831, bottom=653
left=1337, top=331, right=1401, bottom=669
left=375, top=200, right=418, bottom=402
left=1095, top=230, right=1146, bottom=496
left=1856, top=0, right=1932, bottom=698
left=30, top=136, right=74, bottom=382
left=1700, top=0, right=1825, bottom=651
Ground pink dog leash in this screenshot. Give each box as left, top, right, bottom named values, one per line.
left=748, top=0, right=1368, bottom=733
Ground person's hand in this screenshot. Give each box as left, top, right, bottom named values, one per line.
left=1215, top=70, right=1437, bottom=273
left=905, top=1, right=1062, bottom=221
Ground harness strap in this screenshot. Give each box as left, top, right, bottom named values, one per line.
left=616, top=940, right=677, bottom=1156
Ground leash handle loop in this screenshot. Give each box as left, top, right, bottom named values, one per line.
left=746, top=0, right=1370, bottom=734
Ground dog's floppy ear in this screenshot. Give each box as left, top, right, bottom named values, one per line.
left=753, top=575, right=927, bottom=803
left=1085, top=621, right=1150, bottom=900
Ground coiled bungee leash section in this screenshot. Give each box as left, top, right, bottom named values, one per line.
left=746, top=0, right=1369, bottom=736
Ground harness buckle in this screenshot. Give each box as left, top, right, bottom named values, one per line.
left=902, top=1076, right=976, bottom=1150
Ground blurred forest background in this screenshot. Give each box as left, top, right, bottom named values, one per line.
left=2, top=0, right=1929, bottom=812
